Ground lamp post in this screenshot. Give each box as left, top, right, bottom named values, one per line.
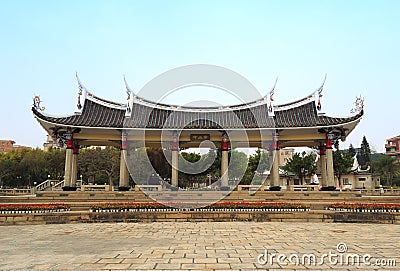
left=16, top=176, right=21, bottom=188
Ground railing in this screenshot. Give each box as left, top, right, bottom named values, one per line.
left=385, top=142, right=397, bottom=148
left=287, top=185, right=315, bottom=191
left=81, top=184, right=110, bottom=192
left=0, top=188, right=33, bottom=195
left=35, top=180, right=53, bottom=191
left=52, top=180, right=65, bottom=190
left=236, top=185, right=268, bottom=192
left=360, top=188, right=400, bottom=196
left=34, top=179, right=65, bottom=192
left=135, top=185, right=162, bottom=191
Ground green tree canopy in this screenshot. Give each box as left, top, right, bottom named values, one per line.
left=372, top=156, right=400, bottom=186
left=241, top=149, right=270, bottom=185
left=78, top=147, right=120, bottom=185
left=333, top=149, right=354, bottom=187
left=281, top=151, right=317, bottom=184
left=348, top=143, right=356, bottom=157
left=228, top=150, right=248, bottom=182
left=358, top=136, right=371, bottom=167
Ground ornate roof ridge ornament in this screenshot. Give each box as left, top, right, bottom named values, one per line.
left=314, top=74, right=326, bottom=115
left=123, top=75, right=134, bottom=117
left=33, top=95, right=45, bottom=111
left=75, top=72, right=87, bottom=114
left=350, top=95, right=364, bottom=115
left=267, top=77, right=278, bottom=117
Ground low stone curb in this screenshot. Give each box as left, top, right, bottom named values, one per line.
left=1, top=210, right=400, bottom=225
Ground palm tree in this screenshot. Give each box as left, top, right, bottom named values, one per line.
left=373, top=156, right=400, bottom=186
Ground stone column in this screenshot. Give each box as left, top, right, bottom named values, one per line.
left=270, top=133, right=281, bottom=190
left=319, top=143, right=327, bottom=187
left=119, top=132, right=130, bottom=190
left=63, top=131, right=74, bottom=190
left=221, top=132, right=229, bottom=187
left=325, top=133, right=336, bottom=189
left=171, top=132, right=179, bottom=187
left=70, top=144, right=79, bottom=187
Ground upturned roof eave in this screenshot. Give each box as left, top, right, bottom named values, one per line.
left=33, top=109, right=363, bottom=131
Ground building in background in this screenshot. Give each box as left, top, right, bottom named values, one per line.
left=43, top=134, right=60, bottom=151
left=338, top=155, right=379, bottom=190
left=385, top=135, right=400, bottom=161
left=279, top=148, right=294, bottom=166
left=0, top=139, right=31, bottom=153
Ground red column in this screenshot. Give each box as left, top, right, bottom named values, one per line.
left=325, top=133, right=335, bottom=188
left=270, top=133, right=280, bottom=189
left=221, top=132, right=229, bottom=151
left=172, top=133, right=179, bottom=151
left=171, top=132, right=179, bottom=187
left=66, top=132, right=74, bottom=149
left=325, top=133, right=333, bottom=149
left=319, top=143, right=327, bottom=187
left=63, top=130, right=74, bottom=189
left=71, top=144, right=79, bottom=187
left=221, top=132, right=229, bottom=187
left=119, top=132, right=129, bottom=189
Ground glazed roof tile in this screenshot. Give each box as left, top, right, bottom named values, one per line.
left=32, top=96, right=363, bottom=129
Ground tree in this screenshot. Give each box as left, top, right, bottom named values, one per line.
left=19, top=148, right=47, bottom=187
left=46, top=147, right=65, bottom=179
left=228, top=150, right=248, bottom=182
left=78, top=147, right=119, bottom=185
left=281, top=151, right=317, bottom=185
left=147, top=147, right=171, bottom=182
left=180, top=152, right=202, bottom=187
left=0, top=152, right=17, bottom=188
left=97, top=147, right=120, bottom=186
left=358, top=136, right=371, bottom=167
left=372, top=156, right=400, bottom=186
left=241, top=149, right=270, bottom=185
left=333, top=150, right=354, bottom=188
left=126, top=147, right=154, bottom=186
left=0, top=149, right=28, bottom=187
left=348, top=144, right=356, bottom=157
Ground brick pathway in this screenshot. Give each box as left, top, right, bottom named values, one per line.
left=0, top=222, right=399, bottom=270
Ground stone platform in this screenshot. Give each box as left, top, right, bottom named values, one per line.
left=1, top=191, right=399, bottom=212
left=2, top=191, right=400, bottom=226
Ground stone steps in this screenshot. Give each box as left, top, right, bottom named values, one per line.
left=2, top=191, right=400, bottom=212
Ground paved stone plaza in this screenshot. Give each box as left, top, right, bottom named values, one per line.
left=0, top=222, right=399, bottom=270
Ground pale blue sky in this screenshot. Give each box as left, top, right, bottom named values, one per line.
left=0, top=0, right=398, bottom=152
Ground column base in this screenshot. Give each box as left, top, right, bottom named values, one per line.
left=269, top=186, right=281, bottom=191
left=118, top=186, right=130, bottom=191
left=220, top=186, right=230, bottom=191
left=320, top=186, right=337, bottom=191
left=62, top=186, right=78, bottom=191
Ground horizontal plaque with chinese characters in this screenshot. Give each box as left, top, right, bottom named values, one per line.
left=190, top=134, right=210, bottom=142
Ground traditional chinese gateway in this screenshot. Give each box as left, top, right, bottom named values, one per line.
left=32, top=77, right=363, bottom=191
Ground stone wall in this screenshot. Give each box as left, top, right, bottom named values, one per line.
left=1, top=210, right=400, bottom=226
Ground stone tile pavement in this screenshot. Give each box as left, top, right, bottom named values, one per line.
left=0, top=222, right=399, bottom=270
